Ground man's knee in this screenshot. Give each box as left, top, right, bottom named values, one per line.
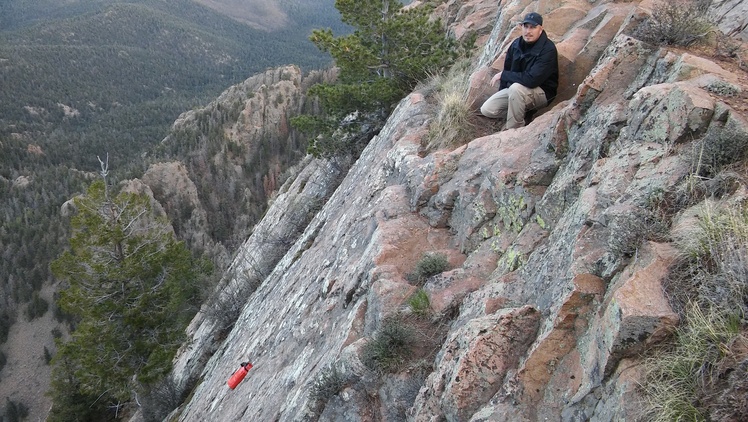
left=480, top=95, right=506, bottom=119
left=480, top=102, right=499, bottom=118
left=506, top=83, right=531, bottom=101
left=507, top=83, right=547, bottom=110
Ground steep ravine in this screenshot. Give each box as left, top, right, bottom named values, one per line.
left=168, top=0, right=748, bottom=421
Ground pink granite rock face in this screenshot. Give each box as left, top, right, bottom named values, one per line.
left=411, top=305, right=541, bottom=421
left=169, top=1, right=748, bottom=421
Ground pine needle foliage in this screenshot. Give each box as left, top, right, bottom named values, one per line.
left=48, top=171, right=208, bottom=417
left=292, top=0, right=473, bottom=158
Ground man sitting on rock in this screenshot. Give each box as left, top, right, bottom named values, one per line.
left=480, top=12, right=559, bottom=130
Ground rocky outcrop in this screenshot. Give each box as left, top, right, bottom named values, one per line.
left=412, top=305, right=541, bottom=421
left=168, top=1, right=748, bottom=421
left=144, top=65, right=336, bottom=266
left=141, top=161, right=210, bottom=251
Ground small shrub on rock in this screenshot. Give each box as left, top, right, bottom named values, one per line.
left=636, top=0, right=712, bottom=47
left=668, top=204, right=748, bottom=314
left=407, top=289, right=431, bottom=318
left=0, top=311, right=12, bottom=344
left=25, top=292, right=49, bottom=321
left=307, top=364, right=348, bottom=417
left=3, top=398, right=29, bottom=422
left=140, top=375, right=183, bottom=422
left=643, top=304, right=745, bottom=422
left=699, top=122, right=748, bottom=177
left=426, top=59, right=477, bottom=151
left=407, top=253, right=450, bottom=285
left=608, top=207, right=670, bottom=258
left=362, top=316, right=415, bottom=373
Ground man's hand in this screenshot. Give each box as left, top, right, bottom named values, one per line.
left=490, top=71, right=502, bottom=87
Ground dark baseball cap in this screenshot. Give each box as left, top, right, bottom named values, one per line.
left=521, top=12, right=543, bottom=26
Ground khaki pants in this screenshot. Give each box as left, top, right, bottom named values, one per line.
left=480, top=83, right=547, bottom=129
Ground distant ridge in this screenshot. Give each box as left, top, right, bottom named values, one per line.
left=0, top=0, right=344, bottom=169
left=193, top=0, right=289, bottom=31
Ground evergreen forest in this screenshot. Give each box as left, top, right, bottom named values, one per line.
left=0, top=0, right=344, bottom=390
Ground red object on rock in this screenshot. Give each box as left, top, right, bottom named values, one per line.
left=227, top=362, right=253, bottom=389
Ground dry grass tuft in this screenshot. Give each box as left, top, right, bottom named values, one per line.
left=424, top=60, right=478, bottom=151
left=669, top=204, right=748, bottom=315
left=645, top=201, right=748, bottom=421
left=642, top=303, right=746, bottom=422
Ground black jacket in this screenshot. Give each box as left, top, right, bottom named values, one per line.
left=500, top=30, right=559, bottom=102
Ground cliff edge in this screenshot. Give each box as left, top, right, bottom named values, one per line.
left=168, top=0, right=748, bottom=421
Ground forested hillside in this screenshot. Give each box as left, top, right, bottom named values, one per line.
left=0, top=0, right=341, bottom=168
left=0, top=1, right=344, bottom=417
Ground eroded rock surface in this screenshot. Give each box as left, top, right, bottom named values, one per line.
left=169, top=1, right=748, bottom=421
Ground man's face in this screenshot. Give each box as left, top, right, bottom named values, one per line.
left=521, top=23, right=543, bottom=43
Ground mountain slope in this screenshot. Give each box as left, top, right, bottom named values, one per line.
left=0, top=0, right=341, bottom=166
left=0, top=0, right=343, bottom=306
left=169, top=0, right=748, bottom=420
left=0, top=1, right=343, bottom=419
left=0, top=0, right=344, bottom=32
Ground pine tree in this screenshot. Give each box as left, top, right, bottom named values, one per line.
left=49, top=157, right=208, bottom=415
left=293, top=0, right=471, bottom=158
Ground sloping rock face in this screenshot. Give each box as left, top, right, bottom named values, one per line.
left=172, top=1, right=748, bottom=421
left=710, top=0, right=748, bottom=40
